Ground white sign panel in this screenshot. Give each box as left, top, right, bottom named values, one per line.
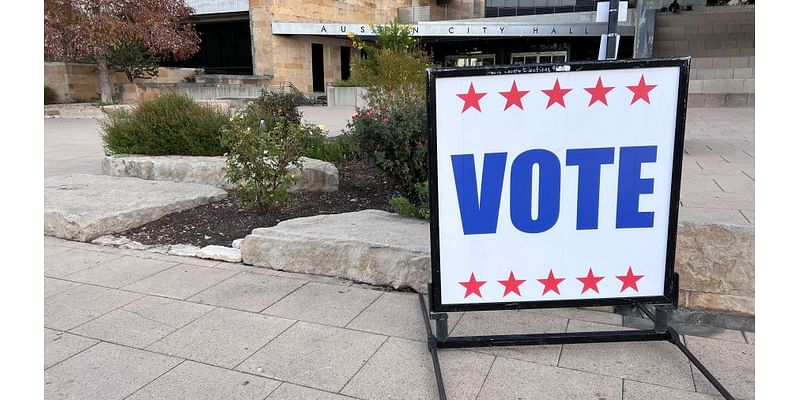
left=596, top=1, right=629, bottom=22
left=429, top=61, right=687, bottom=311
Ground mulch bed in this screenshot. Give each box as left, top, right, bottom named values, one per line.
left=120, top=159, right=398, bottom=248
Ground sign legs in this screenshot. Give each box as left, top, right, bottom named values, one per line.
left=419, top=275, right=734, bottom=400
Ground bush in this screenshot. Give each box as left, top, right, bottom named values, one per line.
left=45, top=86, right=58, bottom=104
left=391, top=182, right=430, bottom=220
left=348, top=99, right=427, bottom=204
left=101, top=92, right=228, bottom=156
left=221, top=112, right=305, bottom=211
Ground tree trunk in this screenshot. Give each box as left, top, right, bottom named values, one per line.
left=96, top=52, right=114, bottom=103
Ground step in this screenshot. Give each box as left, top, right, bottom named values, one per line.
left=690, top=56, right=755, bottom=69
left=689, top=66, right=754, bottom=80
left=688, top=78, right=754, bottom=95
left=653, top=47, right=754, bottom=58
left=688, top=93, right=754, bottom=108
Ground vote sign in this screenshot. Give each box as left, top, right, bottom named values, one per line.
left=428, top=59, right=689, bottom=312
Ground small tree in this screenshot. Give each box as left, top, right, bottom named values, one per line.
left=107, top=40, right=161, bottom=83
left=44, top=0, right=200, bottom=103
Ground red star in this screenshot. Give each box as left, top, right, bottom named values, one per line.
left=576, top=268, right=605, bottom=294
left=541, top=78, right=572, bottom=109
left=499, top=80, right=530, bottom=111
left=627, top=75, right=657, bottom=104
left=617, top=266, right=644, bottom=292
left=498, top=271, right=526, bottom=297
left=456, top=82, right=487, bottom=113
left=584, top=77, right=615, bottom=107
left=537, top=269, right=565, bottom=295
left=459, top=272, right=487, bottom=298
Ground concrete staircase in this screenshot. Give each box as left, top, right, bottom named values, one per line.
left=653, top=5, right=755, bottom=107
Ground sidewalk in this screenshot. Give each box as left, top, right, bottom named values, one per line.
left=45, top=238, right=754, bottom=400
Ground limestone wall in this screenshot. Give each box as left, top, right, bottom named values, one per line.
left=44, top=62, right=201, bottom=102
left=250, top=0, right=411, bottom=92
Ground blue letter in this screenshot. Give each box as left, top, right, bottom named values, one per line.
left=566, top=147, right=615, bottom=230
left=510, top=149, right=561, bottom=233
left=451, top=153, right=507, bottom=235
left=616, top=146, right=657, bottom=228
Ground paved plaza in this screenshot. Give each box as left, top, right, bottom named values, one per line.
left=44, top=237, right=754, bottom=400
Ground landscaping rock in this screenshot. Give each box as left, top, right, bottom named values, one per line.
left=288, top=157, right=339, bottom=193
left=197, top=245, right=242, bottom=263
left=166, top=244, right=201, bottom=257
left=102, top=155, right=339, bottom=192
left=45, top=174, right=226, bottom=242
left=231, top=239, right=243, bottom=249
left=91, top=235, right=151, bottom=250
left=241, top=210, right=430, bottom=292
left=241, top=210, right=755, bottom=315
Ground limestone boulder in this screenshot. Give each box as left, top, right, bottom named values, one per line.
left=241, top=210, right=430, bottom=292
left=45, top=174, right=227, bottom=242
left=102, top=155, right=338, bottom=192
left=197, top=245, right=242, bottom=263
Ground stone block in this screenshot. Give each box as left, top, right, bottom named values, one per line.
left=196, top=245, right=242, bottom=263
left=687, top=291, right=754, bottom=315
left=102, top=155, right=338, bottom=192
left=45, top=174, right=227, bottom=241
left=675, top=223, right=754, bottom=298
left=725, top=94, right=748, bottom=107
left=241, top=210, right=430, bottom=292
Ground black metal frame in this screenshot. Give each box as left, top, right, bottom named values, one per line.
left=418, top=288, right=734, bottom=400
left=426, top=58, right=691, bottom=313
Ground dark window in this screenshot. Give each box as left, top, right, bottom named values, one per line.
left=312, top=43, right=325, bottom=92
left=341, top=46, right=351, bottom=81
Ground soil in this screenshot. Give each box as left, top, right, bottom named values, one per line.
left=121, top=159, right=397, bottom=247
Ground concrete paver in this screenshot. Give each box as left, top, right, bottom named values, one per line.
left=686, top=335, right=755, bottom=400
left=267, top=382, right=354, bottom=400
left=477, top=356, right=623, bottom=400
left=43, top=277, right=81, bottom=299
left=262, top=282, right=382, bottom=327
left=44, top=342, right=182, bottom=400
left=188, top=272, right=307, bottom=312
left=238, top=321, right=386, bottom=393
left=42, top=239, right=755, bottom=400
left=127, top=360, right=281, bottom=400
left=559, top=320, right=696, bottom=391
left=345, top=291, right=429, bottom=342
left=72, top=296, right=214, bottom=348
left=64, top=256, right=177, bottom=288
left=622, top=380, right=721, bottom=400
left=44, top=328, right=99, bottom=369
left=123, top=263, right=237, bottom=300
left=148, top=307, right=294, bottom=368
left=341, top=337, right=494, bottom=400
left=44, top=284, right=144, bottom=331
left=44, top=247, right=122, bottom=278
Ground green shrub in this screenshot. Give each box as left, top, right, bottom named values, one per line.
left=348, top=99, right=428, bottom=204
left=391, top=182, right=430, bottom=220
left=101, top=92, right=228, bottom=156
left=221, top=112, right=305, bottom=211
left=45, top=86, right=58, bottom=104
left=249, top=89, right=304, bottom=127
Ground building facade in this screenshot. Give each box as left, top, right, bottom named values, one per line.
left=180, top=0, right=643, bottom=93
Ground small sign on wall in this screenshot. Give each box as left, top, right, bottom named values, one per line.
left=427, top=59, right=689, bottom=312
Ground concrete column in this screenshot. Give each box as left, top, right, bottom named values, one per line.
left=633, top=0, right=660, bottom=59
